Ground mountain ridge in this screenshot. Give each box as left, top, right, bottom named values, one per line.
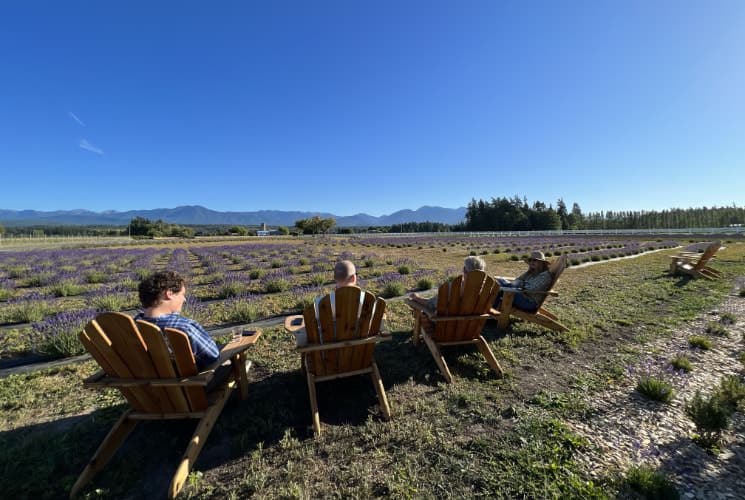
left=0, top=205, right=467, bottom=227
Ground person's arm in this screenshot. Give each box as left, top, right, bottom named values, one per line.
left=512, top=272, right=528, bottom=289
left=523, top=271, right=552, bottom=292
left=184, top=319, right=220, bottom=368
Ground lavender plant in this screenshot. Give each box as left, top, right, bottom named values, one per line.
left=223, top=294, right=259, bottom=323
left=629, top=357, right=687, bottom=404
left=688, top=336, right=712, bottom=350
left=685, top=390, right=730, bottom=449
left=31, top=309, right=96, bottom=357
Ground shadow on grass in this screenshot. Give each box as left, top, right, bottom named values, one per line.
left=377, top=329, right=507, bottom=387
left=0, top=366, right=336, bottom=499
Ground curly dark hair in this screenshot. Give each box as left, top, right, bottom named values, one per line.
left=138, top=271, right=186, bottom=308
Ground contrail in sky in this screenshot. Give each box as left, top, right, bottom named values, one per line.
left=68, top=111, right=85, bottom=126
left=80, top=139, right=103, bottom=155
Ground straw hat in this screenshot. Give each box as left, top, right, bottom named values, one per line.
left=525, top=250, right=549, bottom=263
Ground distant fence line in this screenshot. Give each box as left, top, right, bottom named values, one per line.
left=1, top=227, right=743, bottom=247
left=347, top=227, right=745, bottom=238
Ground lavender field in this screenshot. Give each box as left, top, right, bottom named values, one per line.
left=0, top=235, right=679, bottom=363
left=2, top=234, right=745, bottom=499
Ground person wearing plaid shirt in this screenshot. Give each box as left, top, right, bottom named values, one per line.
left=136, top=271, right=219, bottom=369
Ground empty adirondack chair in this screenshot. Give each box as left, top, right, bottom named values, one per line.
left=71, top=312, right=261, bottom=499
left=284, top=286, right=391, bottom=435
left=494, top=254, right=569, bottom=333
left=405, top=270, right=503, bottom=383
left=669, top=241, right=722, bottom=280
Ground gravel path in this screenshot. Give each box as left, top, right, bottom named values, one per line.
left=567, top=292, right=745, bottom=498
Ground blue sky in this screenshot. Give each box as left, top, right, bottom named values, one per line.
left=1, top=1, right=743, bottom=216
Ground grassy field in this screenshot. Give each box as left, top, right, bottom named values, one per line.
left=1, top=238, right=743, bottom=498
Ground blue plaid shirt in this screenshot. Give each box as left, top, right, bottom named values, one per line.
left=135, top=313, right=220, bottom=369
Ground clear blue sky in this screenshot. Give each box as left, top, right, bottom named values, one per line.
left=1, top=1, right=743, bottom=216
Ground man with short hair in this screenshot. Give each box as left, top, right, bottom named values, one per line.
left=292, top=260, right=362, bottom=346
left=136, top=271, right=220, bottom=369
left=332, top=259, right=357, bottom=288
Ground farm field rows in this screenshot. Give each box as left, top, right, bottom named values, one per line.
left=0, top=235, right=743, bottom=498
left=1, top=235, right=679, bottom=363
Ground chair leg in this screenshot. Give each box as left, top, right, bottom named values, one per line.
left=412, top=310, right=421, bottom=345
left=169, top=385, right=232, bottom=499
left=70, top=410, right=138, bottom=499
left=476, top=336, right=503, bottom=377
left=538, top=307, right=558, bottom=321
left=306, top=367, right=321, bottom=436
left=232, top=354, right=251, bottom=400
left=497, top=297, right=513, bottom=331
left=422, top=333, right=452, bottom=383
left=370, top=362, right=391, bottom=421
left=497, top=308, right=511, bottom=332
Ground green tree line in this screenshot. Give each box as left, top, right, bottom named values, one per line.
left=128, top=217, right=194, bottom=238
left=463, top=196, right=744, bottom=231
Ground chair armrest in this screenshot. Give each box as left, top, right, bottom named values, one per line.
left=217, top=330, right=262, bottom=364
left=284, top=314, right=305, bottom=332
left=404, top=298, right=436, bottom=318
left=297, top=335, right=390, bottom=354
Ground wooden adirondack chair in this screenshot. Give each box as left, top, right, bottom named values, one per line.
left=494, top=254, right=569, bottom=333
left=669, top=241, right=722, bottom=280
left=284, top=286, right=391, bottom=435
left=70, top=312, right=261, bottom=499
left=405, top=270, right=503, bottom=383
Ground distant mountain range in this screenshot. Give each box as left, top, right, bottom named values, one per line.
left=0, top=205, right=467, bottom=227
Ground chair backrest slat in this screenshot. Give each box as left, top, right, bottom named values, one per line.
left=694, top=241, right=721, bottom=271
left=164, top=328, right=208, bottom=411
left=303, top=301, right=324, bottom=376
left=533, top=254, right=567, bottom=308
left=138, top=321, right=190, bottom=412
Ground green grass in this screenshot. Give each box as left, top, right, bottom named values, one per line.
left=1, top=240, right=744, bottom=498
left=670, top=353, right=693, bottom=372
left=636, top=376, right=676, bottom=403
left=688, top=335, right=713, bottom=350
left=618, top=464, right=679, bottom=499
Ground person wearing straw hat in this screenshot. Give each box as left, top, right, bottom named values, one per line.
left=493, top=251, right=552, bottom=312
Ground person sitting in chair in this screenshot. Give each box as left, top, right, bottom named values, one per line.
left=494, top=251, right=552, bottom=312
left=408, top=256, right=486, bottom=311
left=136, top=270, right=220, bottom=369
left=290, top=259, right=361, bottom=346
left=408, top=256, right=486, bottom=333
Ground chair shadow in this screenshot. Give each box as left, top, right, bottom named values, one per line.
left=377, top=329, right=505, bottom=387
left=0, top=367, right=326, bottom=499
